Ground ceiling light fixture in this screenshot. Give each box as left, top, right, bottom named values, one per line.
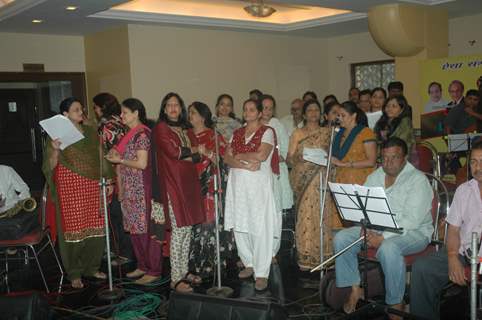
left=31, top=19, right=43, bottom=23
left=65, top=6, right=78, bottom=11
left=244, top=3, right=276, bottom=18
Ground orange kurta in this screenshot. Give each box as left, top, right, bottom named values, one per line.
left=333, top=127, right=376, bottom=228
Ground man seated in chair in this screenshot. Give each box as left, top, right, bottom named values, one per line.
left=410, top=140, right=482, bottom=320
left=334, top=137, right=434, bottom=318
left=0, top=165, right=31, bottom=215
left=0, top=165, right=31, bottom=254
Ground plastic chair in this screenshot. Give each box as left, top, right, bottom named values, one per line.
left=412, top=141, right=440, bottom=178
left=0, top=184, right=64, bottom=293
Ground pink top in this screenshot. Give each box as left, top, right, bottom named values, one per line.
left=446, top=179, right=482, bottom=256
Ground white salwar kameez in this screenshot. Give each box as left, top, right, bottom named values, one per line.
left=267, top=118, right=293, bottom=256
left=224, top=129, right=280, bottom=278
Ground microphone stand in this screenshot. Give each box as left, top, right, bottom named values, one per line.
left=97, top=137, right=124, bottom=302
left=206, top=126, right=234, bottom=298
left=318, top=122, right=337, bottom=279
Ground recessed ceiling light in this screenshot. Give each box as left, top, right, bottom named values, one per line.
left=65, top=6, right=78, bottom=11
left=32, top=19, right=43, bottom=23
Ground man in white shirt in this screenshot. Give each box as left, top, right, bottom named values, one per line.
left=334, top=138, right=433, bottom=317
left=0, top=165, right=30, bottom=214
left=280, top=98, right=304, bottom=137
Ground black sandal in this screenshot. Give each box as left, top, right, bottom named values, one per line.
left=171, top=279, right=193, bottom=293
left=185, top=272, right=203, bottom=286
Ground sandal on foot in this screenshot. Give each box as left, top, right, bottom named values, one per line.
left=126, top=269, right=146, bottom=278
left=71, top=278, right=84, bottom=289
left=92, top=271, right=107, bottom=280
left=255, top=278, right=268, bottom=291
left=134, top=274, right=159, bottom=285
left=171, top=279, right=193, bottom=293
left=238, top=267, right=254, bottom=279
left=185, top=273, right=203, bottom=286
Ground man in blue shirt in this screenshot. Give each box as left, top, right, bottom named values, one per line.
left=334, top=137, right=434, bottom=317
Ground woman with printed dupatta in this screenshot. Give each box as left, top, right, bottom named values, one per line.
left=186, top=101, right=235, bottom=284
left=288, top=99, right=333, bottom=271
left=105, top=98, right=161, bottom=285
left=43, top=97, right=113, bottom=289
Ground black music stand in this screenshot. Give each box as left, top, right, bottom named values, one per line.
left=312, top=182, right=409, bottom=318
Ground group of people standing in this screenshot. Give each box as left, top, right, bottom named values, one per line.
left=42, top=91, right=287, bottom=292
left=40, top=82, right=419, bottom=290
left=41, top=80, right=475, bottom=301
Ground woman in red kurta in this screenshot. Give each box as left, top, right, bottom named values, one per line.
left=186, top=101, right=235, bottom=283
left=153, top=92, right=205, bottom=293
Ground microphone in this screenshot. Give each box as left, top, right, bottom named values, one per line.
left=331, top=118, right=341, bottom=126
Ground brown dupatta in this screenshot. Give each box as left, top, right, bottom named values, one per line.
left=289, top=127, right=335, bottom=267
left=42, top=124, right=114, bottom=241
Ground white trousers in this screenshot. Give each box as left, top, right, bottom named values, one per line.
left=235, top=230, right=274, bottom=278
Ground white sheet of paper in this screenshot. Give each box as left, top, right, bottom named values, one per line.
left=447, top=134, right=468, bottom=152
left=39, top=115, right=84, bottom=150
left=303, top=147, right=328, bottom=166
left=328, top=182, right=399, bottom=229
left=367, top=111, right=383, bottom=129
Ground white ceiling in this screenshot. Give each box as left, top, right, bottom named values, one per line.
left=0, top=0, right=481, bottom=37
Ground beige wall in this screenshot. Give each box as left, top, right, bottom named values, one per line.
left=128, top=24, right=328, bottom=119
left=1, top=11, right=481, bottom=119
left=84, top=25, right=132, bottom=109
left=449, top=13, right=482, bottom=57
left=325, top=32, right=392, bottom=101
left=0, top=32, right=85, bottom=72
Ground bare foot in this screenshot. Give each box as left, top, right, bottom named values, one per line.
left=388, top=303, right=404, bottom=320
left=343, top=285, right=363, bottom=314
left=71, top=278, right=84, bottom=289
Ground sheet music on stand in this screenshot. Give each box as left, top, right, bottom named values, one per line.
left=328, top=182, right=401, bottom=232
left=447, top=133, right=482, bottom=152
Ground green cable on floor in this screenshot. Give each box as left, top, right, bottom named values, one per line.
left=112, top=292, right=163, bottom=320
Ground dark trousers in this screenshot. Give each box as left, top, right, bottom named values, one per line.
left=410, top=247, right=467, bottom=320
left=110, top=196, right=134, bottom=260
left=131, top=233, right=162, bottom=276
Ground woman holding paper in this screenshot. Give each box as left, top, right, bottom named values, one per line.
left=43, top=97, right=114, bottom=289
left=287, top=99, right=335, bottom=270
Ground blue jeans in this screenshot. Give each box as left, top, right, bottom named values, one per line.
left=334, top=226, right=429, bottom=305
